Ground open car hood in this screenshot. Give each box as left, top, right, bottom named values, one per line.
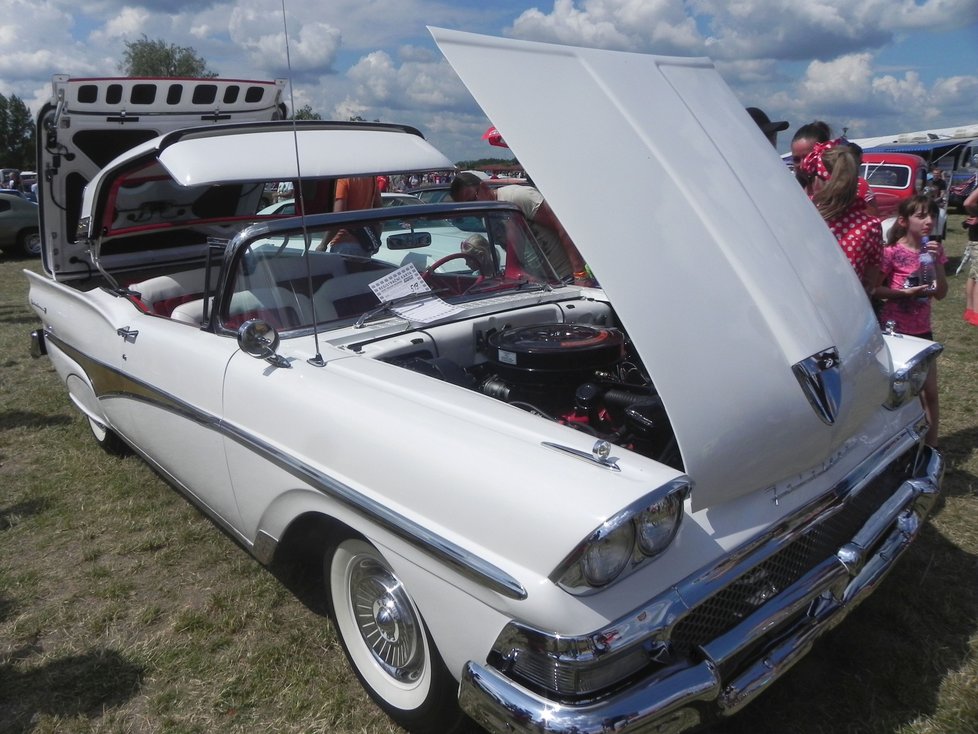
left=432, top=28, right=890, bottom=509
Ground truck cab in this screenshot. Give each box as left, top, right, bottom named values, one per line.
left=861, top=151, right=947, bottom=239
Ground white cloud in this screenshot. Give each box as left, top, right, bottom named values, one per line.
left=342, top=50, right=471, bottom=113
left=509, top=0, right=702, bottom=54
left=228, top=6, right=341, bottom=73
left=800, top=53, right=877, bottom=105
left=96, top=7, right=153, bottom=40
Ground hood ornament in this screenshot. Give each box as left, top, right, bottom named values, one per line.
left=792, top=348, right=842, bottom=425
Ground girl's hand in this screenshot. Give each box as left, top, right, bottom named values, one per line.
left=905, top=284, right=934, bottom=298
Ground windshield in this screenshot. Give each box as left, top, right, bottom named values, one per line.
left=860, top=163, right=912, bottom=189
left=221, top=206, right=564, bottom=332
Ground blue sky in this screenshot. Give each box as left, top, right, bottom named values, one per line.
left=1, top=0, right=977, bottom=161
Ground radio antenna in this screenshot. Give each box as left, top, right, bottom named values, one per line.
left=280, top=0, right=325, bottom=365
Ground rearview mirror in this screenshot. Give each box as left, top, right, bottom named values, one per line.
left=386, top=232, right=432, bottom=250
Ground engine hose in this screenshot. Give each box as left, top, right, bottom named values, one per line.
left=598, top=386, right=657, bottom=409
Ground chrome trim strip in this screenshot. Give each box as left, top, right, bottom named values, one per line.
left=219, top=418, right=527, bottom=599
left=541, top=440, right=621, bottom=470
left=836, top=481, right=915, bottom=572
left=45, top=333, right=527, bottom=600
left=460, top=660, right=717, bottom=734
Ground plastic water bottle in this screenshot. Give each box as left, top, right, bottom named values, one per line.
left=918, top=237, right=935, bottom=301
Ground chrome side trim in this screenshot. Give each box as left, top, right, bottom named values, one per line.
left=220, top=418, right=527, bottom=599
left=45, top=333, right=527, bottom=600
left=541, top=439, right=621, bottom=470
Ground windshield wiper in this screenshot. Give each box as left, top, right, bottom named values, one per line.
left=463, top=278, right=553, bottom=297
left=354, top=288, right=449, bottom=329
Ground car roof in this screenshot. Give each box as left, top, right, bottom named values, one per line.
left=861, top=152, right=926, bottom=165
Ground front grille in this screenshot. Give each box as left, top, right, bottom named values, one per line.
left=671, top=449, right=915, bottom=651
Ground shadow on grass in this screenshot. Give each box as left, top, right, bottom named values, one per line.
left=0, top=648, right=144, bottom=732
left=938, top=424, right=978, bottom=498
left=0, top=595, right=16, bottom=623
left=0, top=313, right=39, bottom=326
left=0, top=410, right=74, bottom=431
left=0, top=498, right=49, bottom=531
left=708, top=522, right=977, bottom=733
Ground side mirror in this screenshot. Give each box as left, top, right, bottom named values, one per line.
left=237, top=319, right=290, bottom=368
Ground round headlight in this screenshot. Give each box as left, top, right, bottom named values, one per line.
left=581, top=522, right=635, bottom=586
left=635, top=494, right=683, bottom=557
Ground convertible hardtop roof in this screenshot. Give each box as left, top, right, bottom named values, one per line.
left=78, top=119, right=456, bottom=249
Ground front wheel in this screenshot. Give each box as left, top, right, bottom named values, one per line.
left=326, top=537, right=465, bottom=733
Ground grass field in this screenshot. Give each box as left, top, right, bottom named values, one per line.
left=1, top=217, right=976, bottom=734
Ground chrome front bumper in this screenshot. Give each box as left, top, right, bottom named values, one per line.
left=459, top=445, right=943, bottom=734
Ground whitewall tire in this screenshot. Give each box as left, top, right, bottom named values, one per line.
left=326, top=537, right=464, bottom=733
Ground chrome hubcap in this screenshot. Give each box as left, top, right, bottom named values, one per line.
left=350, top=556, right=424, bottom=682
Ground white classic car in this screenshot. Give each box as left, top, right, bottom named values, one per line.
left=27, top=29, right=943, bottom=734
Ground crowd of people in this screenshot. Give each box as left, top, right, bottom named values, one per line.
left=3, top=170, right=38, bottom=201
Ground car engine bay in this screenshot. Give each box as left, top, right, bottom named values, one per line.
left=357, top=299, right=683, bottom=470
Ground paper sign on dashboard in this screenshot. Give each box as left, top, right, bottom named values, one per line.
left=368, top=264, right=462, bottom=323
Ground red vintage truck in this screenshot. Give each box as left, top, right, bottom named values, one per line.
left=861, top=151, right=947, bottom=238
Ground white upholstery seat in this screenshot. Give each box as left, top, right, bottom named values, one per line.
left=170, top=287, right=314, bottom=329
left=312, top=270, right=386, bottom=321
left=170, top=297, right=211, bottom=325
left=129, top=269, right=208, bottom=316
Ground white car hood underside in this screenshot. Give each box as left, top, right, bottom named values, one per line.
left=432, top=28, right=889, bottom=509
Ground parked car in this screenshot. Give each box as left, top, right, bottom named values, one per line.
left=0, top=191, right=40, bottom=256
left=27, top=33, right=943, bottom=734
left=861, top=151, right=947, bottom=238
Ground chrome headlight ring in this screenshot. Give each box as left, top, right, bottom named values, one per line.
left=552, top=478, right=692, bottom=595
left=885, top=341, right=943, bottom=410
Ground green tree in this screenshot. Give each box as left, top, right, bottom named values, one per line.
left=120, top=35, right=217, bottom=77
left=291, top=104, right=322, bottom=120
left=0, top=93, right=36, bottom=171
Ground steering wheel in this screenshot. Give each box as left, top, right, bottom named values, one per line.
left=421, top=252, right=486, bottom=293
left=422, top=252, right=488, bottom=278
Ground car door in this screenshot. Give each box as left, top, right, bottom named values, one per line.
left=107, top=306, right=244, bottom=531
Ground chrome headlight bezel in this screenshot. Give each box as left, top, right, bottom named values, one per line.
left=884, top=341, right=943, bottom=410
left=552, top=478, right=692, bottom=595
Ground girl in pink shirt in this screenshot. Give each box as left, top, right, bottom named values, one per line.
left=873, top=194, right=947, bottom=447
